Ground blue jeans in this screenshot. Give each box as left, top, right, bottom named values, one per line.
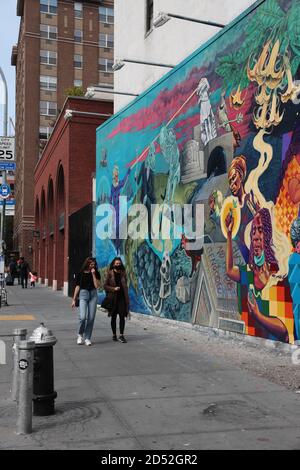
left=78, top=289, right=98, bottom=340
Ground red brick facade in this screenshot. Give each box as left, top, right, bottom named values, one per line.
left=34, top=97, right=112, bottom=293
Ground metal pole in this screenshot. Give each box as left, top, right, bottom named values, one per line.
left=90, top=87, right=139, bottom=97
left=10, top=117, right=15, bottom=134
left=0, top=67, right=8, bottom=136
left=0, top=68, right=8, bottom=261
left=168, top=13, right=225, bottom=28
left=124, top=58, right=175, bottom=68
left=11, top=328, right=27, bottom=401
left=16, top=340, right=35, bottom=435
left=1, top=171, right=6, bottom=257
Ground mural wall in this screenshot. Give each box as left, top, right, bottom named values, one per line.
left=96, top=0, right=300, bottom=344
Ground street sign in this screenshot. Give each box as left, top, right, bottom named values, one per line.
left=0, top=162, right=16, bottom=171
left=0, top=184, right=11, bottom=199
left=0, top=200, right=15, bottom=205
left=0, top=137, right=15, bottom=162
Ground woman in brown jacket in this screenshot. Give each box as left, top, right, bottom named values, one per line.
left=104, top=257, right=130, bottom=343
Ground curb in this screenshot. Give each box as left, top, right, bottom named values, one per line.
left=97, top=305, right=300, bottom=356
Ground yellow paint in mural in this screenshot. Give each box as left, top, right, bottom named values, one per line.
left=220, top=197, right=241, bottom=239
left=281, top=56, right=300, bottom=103
left=230, top=85, right=245, bottom=109
left=244, top=129, right=290, bottom=280
left=255, top=84, right=272, bottom=106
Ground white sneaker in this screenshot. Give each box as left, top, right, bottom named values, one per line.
left=77, top=335, right=84, bottom=345
left=85, top=339, right=92, bottom=346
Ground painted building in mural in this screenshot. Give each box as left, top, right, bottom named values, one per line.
left=96, top=0, right=300, bottom=345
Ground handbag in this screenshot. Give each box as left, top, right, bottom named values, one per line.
left=74, top=272, right=82, bottom=308
left=6, top=273, right=13, bottom=286
left=101, top=292, right=114, bottom=311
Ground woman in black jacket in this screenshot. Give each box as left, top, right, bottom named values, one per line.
left=104, top=257, right=130, bottom=343
left=72, top=257, right=101, bottom=346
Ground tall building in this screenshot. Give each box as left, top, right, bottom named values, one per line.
left=11, top=0, right=114, bottom=263
left=113, top=0, right=256, bottom=112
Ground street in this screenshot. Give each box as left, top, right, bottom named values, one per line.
left=0, top=284, right=299, bottom=450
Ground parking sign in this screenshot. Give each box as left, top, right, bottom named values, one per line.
left=0, top=184, right=11, bottom=199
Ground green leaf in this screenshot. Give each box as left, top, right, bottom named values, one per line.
left=257, top=0, right=285, bottom=30
left=279, top=36, right=290, bottom=55
left=291, top=56, right=300, bottom=76
left=288, top=1, right=300, bottom=51
left=241, top=0, right=284, bottom=47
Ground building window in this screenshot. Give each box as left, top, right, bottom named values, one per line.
left=39, top=127, right=53, bottom=140
left=74, top=79, right=82, bottom=87
left=74, top=2, right=83, bottom=18
left=40, top=75, right=57, bottom=91
left=99, top=58, right=113, bottom=73
left=99, top=33, right=114, bottom=48
left=40, top=50, right=57, bottom=65
left=40, top=101, right=57, bottom=116
left=74, top=29, right=83, bottom=43
left=146, top=0, right=154, bottom=32
left=40, top=24, right=57, bottom=40
left=40, top=0, right=57, bottom=14
left=74, top=54, right=83, bottom=68
left=146, top=0, right=153, bottom=32
left=99, top=6, right=114, bottom=24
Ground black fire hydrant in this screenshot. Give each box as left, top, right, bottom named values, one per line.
left=29, top=323, right=57, bottom=416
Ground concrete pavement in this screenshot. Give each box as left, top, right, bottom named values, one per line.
left=0, top=284, right=300, bottom=450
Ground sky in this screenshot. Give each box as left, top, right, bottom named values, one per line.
left=0, top=1, right=19, bottom=136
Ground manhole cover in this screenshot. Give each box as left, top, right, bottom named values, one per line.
left=202, top=400, right=267, bottom=423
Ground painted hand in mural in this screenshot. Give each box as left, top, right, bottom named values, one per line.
left=247, top=291, right=289, bottom=343
left=225, top=210, right=234, bottom=237
left=247, top=291, right=260, bottom=319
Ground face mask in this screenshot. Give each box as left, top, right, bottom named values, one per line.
left=114, top=266, right=121, bottom=271
left=254, top=251, right=265, bottom=267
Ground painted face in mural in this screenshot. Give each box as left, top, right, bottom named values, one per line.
left=113, top=165, right=119, bottom=187
left=251, top=214, right=264, bottom=260
left=146, top=144, right=156, bottom=171
left=209, top=193, right=215, bottom=210
left=228, top=168, right=243, bottom=199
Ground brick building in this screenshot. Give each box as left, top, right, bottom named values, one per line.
left=11, top=0, right=114, bottom=265
left=34, top=96, right=112, bottom=295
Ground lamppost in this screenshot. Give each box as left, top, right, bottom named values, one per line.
left=0, top=67, right=9, bottom=264
left=0, top=68, right=8, bottom=136
left=85, top=86, right=139, bottom=99
left=112, top=58, right=175, bottom=72
left=153, top=12, right=225, bottom=29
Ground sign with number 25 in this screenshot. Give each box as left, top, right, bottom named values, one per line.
left=0, top=137, right=15, bottom=162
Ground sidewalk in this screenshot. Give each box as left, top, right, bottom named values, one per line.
left=0, top=284, right=300, bottom=450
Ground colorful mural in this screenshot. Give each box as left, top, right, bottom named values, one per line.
left=96, top=0, right=300, bottom=344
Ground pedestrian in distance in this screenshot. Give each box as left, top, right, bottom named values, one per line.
left=29, top=271, right=38, bottom=288
left=104, top=257, right=130, bottom=343
left=16, top=258, right=21, bottom=285
left=8, top=257, right=17, bottom=285
left=71, top=257, right=101, bottom=346
left=19, top=257, right=31, bottom=289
